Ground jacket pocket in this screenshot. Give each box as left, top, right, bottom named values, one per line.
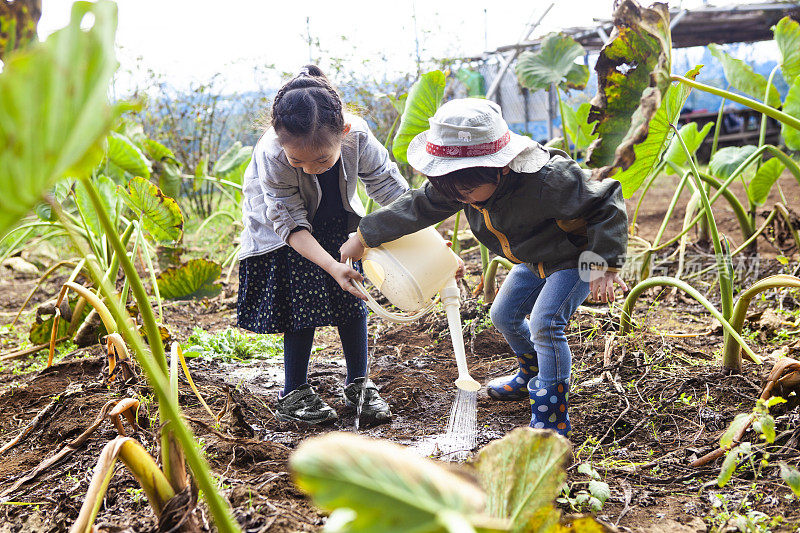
left=556, top=218, right=588, bottom=249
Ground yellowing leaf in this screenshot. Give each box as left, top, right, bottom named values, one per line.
left=586, top=0, right=672, bottom=172
left=156, top=259, right=221, bottom=300
left=607, top=66, right=702, bottom=198
left=473, top=428, right=570, bottom=533
left=120, top=176, right=183, bottom=243
left=290, top=431, right=490, bottom=533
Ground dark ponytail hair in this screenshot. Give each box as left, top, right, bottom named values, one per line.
left=270, top=64, right=345, bottom=148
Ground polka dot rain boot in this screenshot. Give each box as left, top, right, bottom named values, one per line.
left=486, top=353, right=538, bottom=401
left=528, top=379, right=571, bottom=436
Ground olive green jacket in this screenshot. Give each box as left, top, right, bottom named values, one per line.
left=358, top=149, right=628, bottom=278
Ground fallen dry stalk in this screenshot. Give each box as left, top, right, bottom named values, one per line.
left=0, top=338, right=68, bottom=362
left=0, top=397, right=61, bottom=456
left=70, top=436, right=176, bottom=533
left=172, top=343, right=218, bottom=423
left=106, top=333, right=136, bottom=382
left=0, top=398, right=140, bottom=497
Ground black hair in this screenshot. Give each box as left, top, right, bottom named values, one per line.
left=270, top=64, right=345, bottom=148
left=427, top=166, right=500, bottom=203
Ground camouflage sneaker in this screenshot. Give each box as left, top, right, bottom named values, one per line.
left=343, top=377, right=392, bottom=424
left=276, top=384, right=338, bottom=425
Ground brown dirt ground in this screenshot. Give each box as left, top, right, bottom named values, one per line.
left=1, top=172, right=799, bottom=532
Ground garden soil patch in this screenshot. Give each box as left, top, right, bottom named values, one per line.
left=1, top=175, right=799, bottom=532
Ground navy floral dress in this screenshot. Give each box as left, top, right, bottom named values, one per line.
left=237, top=160, right=367, bottom=334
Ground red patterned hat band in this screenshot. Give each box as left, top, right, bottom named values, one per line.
left=426, top=131, right=511, bottom=158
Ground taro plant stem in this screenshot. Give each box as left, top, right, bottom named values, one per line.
left=73, top=177, right=241, bottom=533
left=670, top=124, right=733, bottom=321
left=673, top=75, right=800, bottom=132
left=619, top=276, right=760, bottom=366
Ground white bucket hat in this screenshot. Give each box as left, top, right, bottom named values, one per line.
left=406, top=98, right=551, bottom=177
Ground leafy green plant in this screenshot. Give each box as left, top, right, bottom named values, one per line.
left=182, top=326, right=283, bottom=361
left=290, top=427, right=608, bottom=532
left=0, top=3, right=239, bottom=531
left=392, top=70, right=445, bottom=165
left=516, top=32, right=590, bottom=158
left=577, top=3, right=800, bottom=373
left=557, top=463, right=611, bottom=514
left=701, top=394, right=796, bottom=533
left=156, top=258, right=222, bottom=300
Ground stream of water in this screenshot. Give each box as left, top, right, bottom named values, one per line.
left=436, top=389, right=478, bottom=462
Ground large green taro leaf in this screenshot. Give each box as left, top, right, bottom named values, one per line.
left=0, top=1, right=120, bottom=237
left=157, top=258, right=221, bottom=300
left=392, top=70, right=445, bottom=165
left=708, top=145, right=759, bottom=180
left=708, top=43, right=781, bottom=108
left=586, top=0, right=672, bottom=173
left=212, top=141, right=252, bottom=183
left=516, top=33, right=588, bottom=93
left=472, top=427, right=571, bottom=533
left=749, top=157, right=785, bottom=206
left=773, top=17, right=800, bottom=89
left=782, top=75, right=800, bottom=151
left=607, top=66, right=701, bottom=198
left=119, top=176, right=183, bottom=243
left=107, top=131, right=151, bottom=178
left=290, top=431, right=500, bottom=533
left=0, top=0, right=41, bottom=60
left=75, top=175, right=119, bottom=237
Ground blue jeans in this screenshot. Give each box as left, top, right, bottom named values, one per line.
left=489, top=265, right=590, bottom=387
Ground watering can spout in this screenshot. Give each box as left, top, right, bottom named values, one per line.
left=441, top=279, right=481, bottom=392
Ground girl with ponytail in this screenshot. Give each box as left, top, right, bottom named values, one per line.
left=238, top=65, right=407, bottom=425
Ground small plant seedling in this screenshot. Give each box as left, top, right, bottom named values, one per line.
left=557, top=462, right=611, bottom=513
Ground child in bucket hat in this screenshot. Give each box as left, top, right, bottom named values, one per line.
left=340, top=98, right=628, bottom=437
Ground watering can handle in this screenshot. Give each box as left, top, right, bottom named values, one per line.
left=345, top=258, right=438, bottom=323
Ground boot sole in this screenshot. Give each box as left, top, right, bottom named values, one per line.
left=343, top=396, right=392, bottom=422
left=487, top=389, right=529, bottom=401
left=276, top=412, right=338, bottom=425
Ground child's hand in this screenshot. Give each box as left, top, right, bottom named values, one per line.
left=455, top=256, right=466, bottom=279
left=590, top=271, right=628, bottom=303
left=328, top=261, right=368, bottom=300
left=340, top=233, right=366, bottom=263
left=445, top=241, right=466, bottom=279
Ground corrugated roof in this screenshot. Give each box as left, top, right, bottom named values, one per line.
left=492, top=2, right=800, bottom=53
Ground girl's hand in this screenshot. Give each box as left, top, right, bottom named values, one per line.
left=327, top=261, right=367, bottom=300
left=590, top=271, right=628, bottom=303
left=340, top=233, right=366, bottom=263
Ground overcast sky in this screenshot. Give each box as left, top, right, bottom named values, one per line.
left=38, top=0, right=747, bottom=93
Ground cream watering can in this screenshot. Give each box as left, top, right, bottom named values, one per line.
left=348, top=227, right=481, bottom=392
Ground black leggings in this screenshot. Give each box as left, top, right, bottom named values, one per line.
left=282, top=315, right=368, bottom=395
